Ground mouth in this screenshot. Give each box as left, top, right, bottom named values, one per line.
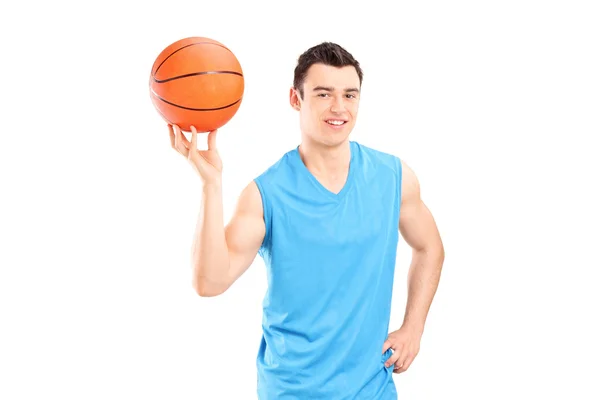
left=325, top=119, right=348, bottom=127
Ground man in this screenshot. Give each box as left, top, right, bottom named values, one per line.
left=169, top=42, right=445, bottom=399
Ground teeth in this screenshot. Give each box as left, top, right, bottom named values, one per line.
left=327, top=120, right=345, bottom=125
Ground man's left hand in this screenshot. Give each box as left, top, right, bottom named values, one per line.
left=382, top=324, right=423, bottom=373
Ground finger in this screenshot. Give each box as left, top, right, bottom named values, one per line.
left=188, top=127, right=204, bottom=165
left=394, top=354, right=414, bottom=374
left=207, top=129, right=218, bottom=150
left=173, top=124, right=180, bottom=151
left=177, top=125, right=192, bottom=148
left=393, top=348, right=409, bottom=371
left=385, top=349, right=402, bottom=368
left=384, top=349, right=402, bottom=368
left=381, top=339, right=393, bottom=354
left=173, top=125, right=189, bottom=157
left=190, top=126, right=197, bottom=153
left=168, top=124, right=175, bottom=148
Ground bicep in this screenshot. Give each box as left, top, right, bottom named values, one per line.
left=224, top=181, right=266, bottom=282
left=399, top=161, right=442, bottom=252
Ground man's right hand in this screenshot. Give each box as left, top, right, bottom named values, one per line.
left=169, top=123, right=223, bottom=185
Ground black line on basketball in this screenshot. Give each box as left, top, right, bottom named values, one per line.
left=153, top=41, right=233, bottom=77
left=151, top=89, right=242, bottom=111
left=153, top=70, right=243, bottom=84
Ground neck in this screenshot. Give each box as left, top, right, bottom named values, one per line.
left=297, top=138, right=351, bottom=178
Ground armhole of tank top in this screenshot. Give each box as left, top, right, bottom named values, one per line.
left=253, top=177, right=270, bottom=252
left=396, top=156, right=403, bottom=211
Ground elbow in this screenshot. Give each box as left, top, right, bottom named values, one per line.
left=191, top=260, right=232, bottom=297
left=192, top=277, right=227, bottom=297
left=436, top=242, right=445, bottom=268
left=432, top=240, right=445, bottom=262
left=416, top=241, right=445, bottom=267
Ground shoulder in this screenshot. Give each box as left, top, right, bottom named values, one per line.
left=249, top=147, right=296, bottom=215
left=353, top=141, right=403, bottom=183
left=399, top=159, right=420, bottom=205
left=354, top=141, right=398, bottom=166
left=254, top=147, right=296, bottom=186
left=353, top=141, right=419, bottom=204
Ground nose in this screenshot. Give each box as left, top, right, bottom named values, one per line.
left=330, top=95, right=345, bottom=113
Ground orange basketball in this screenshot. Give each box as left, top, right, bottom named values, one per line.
left=149, top=37, right=244, bottom=132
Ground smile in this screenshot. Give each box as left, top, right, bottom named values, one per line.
left=326, top=120, right=347, bottom=126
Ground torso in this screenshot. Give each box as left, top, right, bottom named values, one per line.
left=253, top=140, right=403, bottom=399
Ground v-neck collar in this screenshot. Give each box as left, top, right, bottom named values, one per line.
left=291, top=141, right=357, bottom=202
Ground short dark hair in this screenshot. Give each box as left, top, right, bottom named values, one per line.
left=293, top=42, right=363, bottom=99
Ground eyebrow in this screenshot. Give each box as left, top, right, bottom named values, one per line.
left=312, top=86, right=360, bottom=93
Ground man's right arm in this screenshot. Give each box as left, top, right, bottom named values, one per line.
left=191, top=180, right=266, bottom=297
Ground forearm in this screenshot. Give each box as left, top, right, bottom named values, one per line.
left=403, top=245, right=445, bottom=332
left=191, top=181, right=230, bottom=293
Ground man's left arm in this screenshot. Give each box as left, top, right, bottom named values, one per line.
left=383, top=159, right=445, bottom=373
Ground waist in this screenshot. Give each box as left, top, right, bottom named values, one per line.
left=256, top=344, right=396, bottom=399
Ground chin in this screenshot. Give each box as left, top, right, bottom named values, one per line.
left=323, top=124, right=352, bottom=140
left=317, top=133, right=350, bottom=147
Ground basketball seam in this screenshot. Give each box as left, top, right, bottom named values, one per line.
left=150, top=89, right=242, bottom=111
left=153, top=70, right=243, bottom=84
left=151, top=101, right=172, bottom=124
left=152, top=41, right=238, bottom=78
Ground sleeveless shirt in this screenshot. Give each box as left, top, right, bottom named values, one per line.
left=253, top=140, right=402, bottom=399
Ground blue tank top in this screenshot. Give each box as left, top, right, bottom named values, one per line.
left=253, top=140, right=402, bottom=399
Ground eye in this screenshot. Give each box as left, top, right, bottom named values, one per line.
left=346, top=94, right=357, bottom=99
left=317, top=93, right=329, bottom=97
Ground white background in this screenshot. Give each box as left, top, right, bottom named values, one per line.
left=1, top=0, right=599, bottom=399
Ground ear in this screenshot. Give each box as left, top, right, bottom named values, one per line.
left=289, top=87, right=301, bottom=111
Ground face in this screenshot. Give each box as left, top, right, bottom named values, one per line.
left=290, top=63, right=361, bottom=147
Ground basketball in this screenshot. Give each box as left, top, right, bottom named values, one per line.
left=149, top=37, right=244, bottom=132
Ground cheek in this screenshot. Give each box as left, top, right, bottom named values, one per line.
left=314, top=103, right=331, bottom=117
left=303, top=105, right=322, bottom=120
